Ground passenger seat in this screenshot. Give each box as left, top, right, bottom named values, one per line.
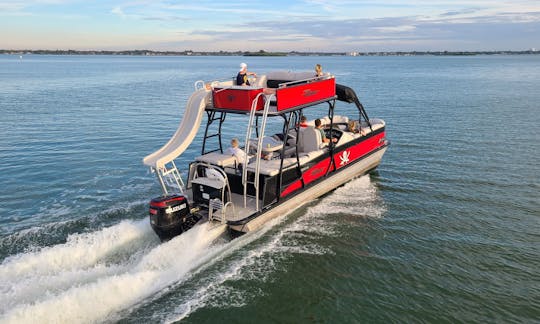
left=301, top=126, right=323, bottom=153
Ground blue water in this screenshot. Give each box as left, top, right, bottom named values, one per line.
left=0, top=54, right=539, bottom=323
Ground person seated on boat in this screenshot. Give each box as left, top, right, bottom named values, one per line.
left=227, top=138, right=252, bottom=171
left=262, top=151, right=273, bottom=160
left=237, top=62, right=276, bottom=95
left=298, top=115, right=309, bottom=128
left=347, top=120, right=366, bottom=136
left=236, top=63, right=256, bottom=86
left=315, top=118, right=337, bottom=144
left=315, top=64, right=323, bottom=78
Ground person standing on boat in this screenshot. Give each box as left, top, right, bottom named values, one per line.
left=315, top=119, right=337, bottom=143
left=237, top=62, right=256, bottom=86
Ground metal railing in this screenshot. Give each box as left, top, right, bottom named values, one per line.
left=242, top=93, right=274, bottom=210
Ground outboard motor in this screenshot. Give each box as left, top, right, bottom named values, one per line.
left=149, top=194, right=201, bottom=241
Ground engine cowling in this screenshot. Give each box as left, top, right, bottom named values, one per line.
left=149, top=195, right=200, bottom=241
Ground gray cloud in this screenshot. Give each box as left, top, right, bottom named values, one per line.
left=180, top=11, right=540, bottom=50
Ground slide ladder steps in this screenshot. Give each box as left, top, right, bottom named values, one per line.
left=143, top=83, right=209, bottom=196
left=155, top=160, right=185, bottom=195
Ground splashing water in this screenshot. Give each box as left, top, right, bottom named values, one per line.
left=0, top=220, right=226, bottom=323
left=0, top=176, right=383, bottom=323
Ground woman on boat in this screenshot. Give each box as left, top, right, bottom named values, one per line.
left=315, top=64, right=323, bottom=77
left=347, top=120, right=366, bottom=136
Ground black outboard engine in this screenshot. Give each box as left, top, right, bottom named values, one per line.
left=149, top=194, right=201, bottom=241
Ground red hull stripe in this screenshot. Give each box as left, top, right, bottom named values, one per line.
left=281, top=131, right=385, bottom=197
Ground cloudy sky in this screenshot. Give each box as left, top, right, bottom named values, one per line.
left=1, top=0, right=539, bottom=51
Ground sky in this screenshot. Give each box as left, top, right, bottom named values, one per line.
left=1, top=0, right=539, bottom=52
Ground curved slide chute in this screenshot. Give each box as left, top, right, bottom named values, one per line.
left=143, top=89, right=209, bottom=169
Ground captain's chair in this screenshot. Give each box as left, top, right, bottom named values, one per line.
left=301, top=126, right=323, bottom=153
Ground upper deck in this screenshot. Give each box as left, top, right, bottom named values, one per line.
left=210, top=71, right=336, bottom=114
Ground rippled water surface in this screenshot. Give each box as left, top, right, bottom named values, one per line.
left=0, top=55, right=539, bottom=323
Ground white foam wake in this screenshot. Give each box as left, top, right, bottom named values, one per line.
left=0, top=220, right=226, bottom=323
left=0, top=220, right=152, bottom=280
left=0, top=176, right=384, bottom=323
left=316, top=174, right=384, bottom=217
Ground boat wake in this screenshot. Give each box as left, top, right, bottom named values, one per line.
left=0, top=176, right=384, bottom=323
left=161, top=175, right=385, bottom=323
left=0, top=219, right=226, bottom=323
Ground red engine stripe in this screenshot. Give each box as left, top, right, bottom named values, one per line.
left=150, top=196, right=185, bottom=208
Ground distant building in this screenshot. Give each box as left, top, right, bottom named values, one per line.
left=348, top=51, right=359, bottom=56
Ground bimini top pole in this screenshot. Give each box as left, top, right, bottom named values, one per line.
left=335, top=83, right=372, bottom=130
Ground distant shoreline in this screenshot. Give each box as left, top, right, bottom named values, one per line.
left=1, top=49, right=539, bottom=56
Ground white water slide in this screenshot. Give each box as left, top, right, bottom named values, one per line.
left=143, top=88, right=209, bottom=169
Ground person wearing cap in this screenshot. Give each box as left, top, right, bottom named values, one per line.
left=236, top=62, right=257, bottom=86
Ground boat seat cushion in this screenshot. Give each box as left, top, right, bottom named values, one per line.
left=195, top=152, right=237, bottom=167
left=245, top=150, right=325, bottom=176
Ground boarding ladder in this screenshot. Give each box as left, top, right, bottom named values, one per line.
left=242, top=93, right=274, bottom=210
left=191, top=162, right=234, bottom=224
left=154, top=160, right=185, bottom=196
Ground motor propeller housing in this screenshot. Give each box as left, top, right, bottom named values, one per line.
left=149, top=195, right=201, bottom=241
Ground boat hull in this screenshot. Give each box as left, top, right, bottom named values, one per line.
left=229, top=145, right=387, bottom=233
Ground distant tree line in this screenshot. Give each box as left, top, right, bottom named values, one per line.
left=1, top=49, right=538, bottom=56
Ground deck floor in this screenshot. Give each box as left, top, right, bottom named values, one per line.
left=186, top=189, right=259, bottom=222
left=216, top=193, right=259, bottom=222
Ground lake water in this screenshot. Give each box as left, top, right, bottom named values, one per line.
left=0, top=54, right=538, bottom=323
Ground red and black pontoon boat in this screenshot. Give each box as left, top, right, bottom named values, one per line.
left=143, top=70, right=388, bottom=241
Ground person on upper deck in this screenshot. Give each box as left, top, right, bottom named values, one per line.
left=236, top=62, right=257, bottom=86
left=315, top=118, right=337, bottom=143
left=315, top=64, right=323, bottom=78
left=236, top=62, right=276, bottom=95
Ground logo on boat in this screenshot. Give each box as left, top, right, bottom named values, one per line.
left=302, top=89, right=320, bottom=97
left=308, top=166, right=326, bottom=178
left=165, top=203, right=186, bottom=214
left=339, top=150, right=350, bottom=166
